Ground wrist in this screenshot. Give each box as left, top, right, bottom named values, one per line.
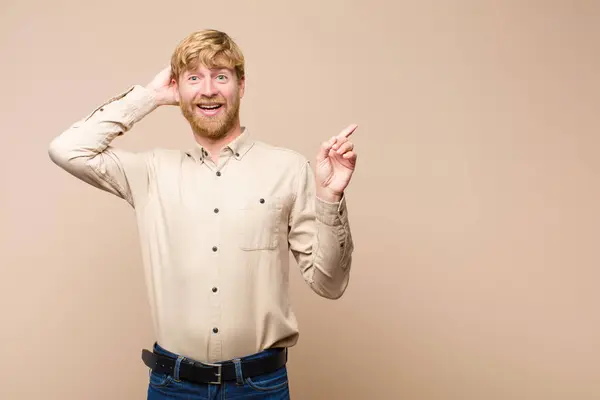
left=316, top=187, right=342, bottom=203
left=144, top=86, right=165, bottom=106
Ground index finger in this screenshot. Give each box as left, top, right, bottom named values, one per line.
left=338, top=123, right=358, bottom=139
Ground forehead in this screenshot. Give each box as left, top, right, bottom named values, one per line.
left=184, top=56, right=235, bottom=74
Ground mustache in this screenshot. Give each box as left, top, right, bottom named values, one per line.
left=194, top=96, right=226, bottom=106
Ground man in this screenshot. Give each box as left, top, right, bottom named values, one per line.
left=48, top=29, right=356, bottom=399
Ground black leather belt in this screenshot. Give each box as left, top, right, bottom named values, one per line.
left=141, top=347, right=287, bottom=385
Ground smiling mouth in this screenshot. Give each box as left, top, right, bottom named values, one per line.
left=197, top=104, right=223, bottom=110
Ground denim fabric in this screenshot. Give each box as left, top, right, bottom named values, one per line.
left=147, top=343, right=290, bottom=400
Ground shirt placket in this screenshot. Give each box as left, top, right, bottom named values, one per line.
left=206, top=148, right=235, bottom=363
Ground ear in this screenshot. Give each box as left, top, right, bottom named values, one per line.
left=171, top=78, right=181, bottom=103
left=239, top=76, right=246, bottom=99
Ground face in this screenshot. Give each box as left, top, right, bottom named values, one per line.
left=175, top=64, right=245, bottom=140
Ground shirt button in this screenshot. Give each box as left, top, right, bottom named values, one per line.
left=259, top=198, right=265, bottom=204
left=235, top=152, right=240, bottom=157
left=212, top=287, right=218, bottom=293
left=214, top=208, right=219, bottom=213
left=212, top=246, right=218, bottom=252
left=213, top=327, right=219, bottom=333
left=216, top=171, right=221, bottom=176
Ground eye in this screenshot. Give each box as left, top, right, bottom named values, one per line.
left=216, top=74, right=227, bottom=81
left=188, top=76, right=199, bottom=81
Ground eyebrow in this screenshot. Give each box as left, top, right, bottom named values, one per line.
left=186, top=68, right=231, bottom=76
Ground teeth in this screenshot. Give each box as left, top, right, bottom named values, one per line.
left=199, top=105, right=221, bottom=109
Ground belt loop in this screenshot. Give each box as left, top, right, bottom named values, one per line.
left=174, top=356, right=184, bottom=382
left=232, top=358, right=244, bottom=386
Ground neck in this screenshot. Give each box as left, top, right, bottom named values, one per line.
left=194, top=120, right=243, bottom=157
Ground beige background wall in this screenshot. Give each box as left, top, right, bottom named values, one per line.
left=1, top=1, right=599, bottom=399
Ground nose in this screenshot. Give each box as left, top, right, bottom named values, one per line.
left=201, top=79, right=218, bottom=97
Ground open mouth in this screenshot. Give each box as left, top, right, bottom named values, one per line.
left=197, top=104, right=223, bottom=110
left=196, top=104, right=224, bottom=116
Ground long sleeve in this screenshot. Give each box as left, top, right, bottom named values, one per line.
left=288, top=160, right=355, bottom=299
left=48, top=85, right=158, bottom=207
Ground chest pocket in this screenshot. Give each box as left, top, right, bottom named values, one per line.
left=236, top=196, right=284, bottom=251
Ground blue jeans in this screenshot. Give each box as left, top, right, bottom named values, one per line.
left=146, top=343, right=291, bottom=399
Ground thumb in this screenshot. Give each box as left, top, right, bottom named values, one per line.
left=316, top=136, right=336, bottom=163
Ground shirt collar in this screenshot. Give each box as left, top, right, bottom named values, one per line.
left=186, top=127, right=254, bottom=162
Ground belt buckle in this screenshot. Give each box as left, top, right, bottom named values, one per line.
left=202, top=362, right=222, bottom=384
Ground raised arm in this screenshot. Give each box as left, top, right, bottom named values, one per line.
left=288, top=124, right=358, bottom=299
left=48, top=67, right=177, bottom=207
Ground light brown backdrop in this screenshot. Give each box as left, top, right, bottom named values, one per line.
left=1, top=1, right=599, bottom=399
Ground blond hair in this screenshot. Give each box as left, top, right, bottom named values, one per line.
left=170, top=29, right=245, bottom=82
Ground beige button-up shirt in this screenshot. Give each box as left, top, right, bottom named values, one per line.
left=48, top=85, right=354, bottom=363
